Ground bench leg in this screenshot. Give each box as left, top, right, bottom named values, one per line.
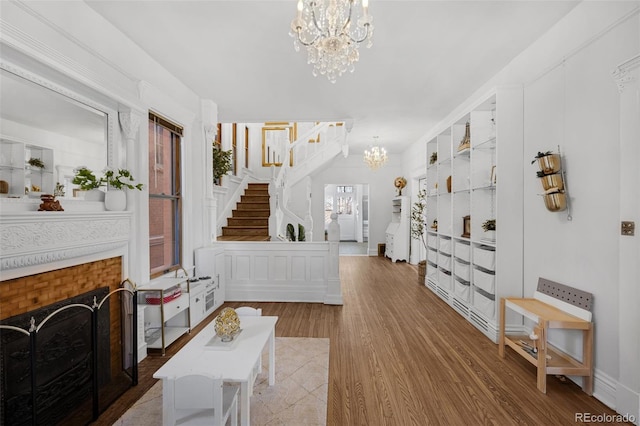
left=536, top=323, right=547, bottom=393
left=583, top=325, right=594, bottom=395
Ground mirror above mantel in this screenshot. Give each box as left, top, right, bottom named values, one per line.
left=0, top=60, right=116, bottom=204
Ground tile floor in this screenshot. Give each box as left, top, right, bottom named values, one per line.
left=114, top=337, right=329, bottom=426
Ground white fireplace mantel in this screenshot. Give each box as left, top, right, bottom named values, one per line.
left=0, top=211, right=132, bottom=281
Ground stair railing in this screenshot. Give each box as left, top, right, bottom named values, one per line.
left=271, top=122, right=347, bottom=240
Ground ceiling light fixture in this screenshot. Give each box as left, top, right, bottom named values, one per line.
left=289, top=0, right=374, bottom=83
left=363, top=137, right=387, bottom=170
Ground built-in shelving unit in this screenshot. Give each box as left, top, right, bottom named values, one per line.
left=385, top=196, right=409, bottom=262
left=424, top=87, right=524, bottom=342
left=0, top=140, right=54, bottom=196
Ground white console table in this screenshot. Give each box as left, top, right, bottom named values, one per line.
left=153, top=315, right=278, bottom=426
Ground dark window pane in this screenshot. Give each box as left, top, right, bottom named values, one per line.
left=149, top=197, right=179, bottom=274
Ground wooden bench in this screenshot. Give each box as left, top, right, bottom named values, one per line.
left=498, top=278, right=593, bottom=394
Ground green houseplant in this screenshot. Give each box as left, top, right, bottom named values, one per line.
left=481, top=219, right=496, bottom=232
left=411, top=189, right=428, bottom=284
left=103, top=168, right=143, bottom=190
left=481, top=219, right=496, bottom=242
left=72, top=167, right=103, bottom=190
left=212, top=146, right=233, bottom=185
left=27, top=157, right=45, bottom=169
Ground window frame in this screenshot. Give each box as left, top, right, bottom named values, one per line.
left=148, top=112, right=183, bottom=278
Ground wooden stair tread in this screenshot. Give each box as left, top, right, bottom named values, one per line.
left=216, top=235, right=271, bottom=241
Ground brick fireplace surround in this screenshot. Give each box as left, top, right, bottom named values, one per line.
left=0, top=257, right=125, bottom=391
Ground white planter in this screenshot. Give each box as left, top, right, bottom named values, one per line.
left=83, top=189, right=105, bottom=201
left=481, top=230, right=496, bottom=243
left=105, top=190, right=126, bottom=211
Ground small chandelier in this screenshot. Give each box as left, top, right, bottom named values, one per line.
left=290, top=0, right=374, bottom=83
left=363, top=137, right=387, bottom=170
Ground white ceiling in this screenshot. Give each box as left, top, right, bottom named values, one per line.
left=85, top=0, right=579, bottom=154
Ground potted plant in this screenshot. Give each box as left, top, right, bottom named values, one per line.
left=27, top=157, right=45, bottom=169
left=212, top=146, right=233, bottom=185
left=103, top=167, right=143, bottom=211
left=411, top=189, right=428, bottom=284
left=103, top=168, right=143, bottom=191
left=532, top=151, right=567, bottom=212
left=72, top=166, right=105, bottom=200
left=481, top=219, right=496, bottom=242
left=429, top=152, right=438, bottom=165
left=531, top=151, right=561, bottom=177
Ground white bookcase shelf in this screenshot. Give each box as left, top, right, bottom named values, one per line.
left=385, top=196, right=409, bottom=262
left=0, top=140, right=54, bottom=196
left=424, top=87, right=524, bottom=342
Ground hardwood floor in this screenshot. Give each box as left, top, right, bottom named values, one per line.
left=95, top=256, right=618, bottom=425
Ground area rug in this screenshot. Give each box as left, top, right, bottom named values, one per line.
left=114, top=337, right=329, bottom=426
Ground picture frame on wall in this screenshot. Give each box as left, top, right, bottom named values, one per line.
left=261, top=122, right=296, bottom=167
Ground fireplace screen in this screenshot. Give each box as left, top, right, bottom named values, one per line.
left=0, top=286, right=137, bottom=425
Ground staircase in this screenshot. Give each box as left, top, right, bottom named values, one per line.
left=218, top=183, right=270, bottom=241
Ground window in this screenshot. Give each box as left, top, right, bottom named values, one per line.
left=148, top=112, right=183, bottom=277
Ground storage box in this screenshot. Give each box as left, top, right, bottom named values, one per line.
left=473, top=288, right=495, bottom=319
left=427, top=234, right=438, bottom=249
left=473, top=246, right=496, bottom=271
left=428, top=248, right=438, bottom=264
left=473, top=267, right=495, bottom=294
left=438, top=252, right=451, bottom=271
left=439, top=238, right=452, bottom=255
left=427, top=266, right=438, bottom=281
left=454, top=279, right=470, bottom=302
left=454, top=259, right=470, bottom=282
left=438, top=269, right=452, bottom=290
left=455, top=241, right=471, bottom=262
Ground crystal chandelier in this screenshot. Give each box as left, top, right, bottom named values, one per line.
left=289, top=0, right=374, bottom=83
left=363, top=137, right=387, bottom=170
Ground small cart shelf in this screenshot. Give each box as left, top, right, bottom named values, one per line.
left=139, top=276, right=191, bottom=356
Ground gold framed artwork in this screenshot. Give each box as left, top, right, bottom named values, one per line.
left=462, top=215, right=471, bottom=238
left=309, top=121, right=321, bottom=143
left=262, top=122, right=297, bottom=167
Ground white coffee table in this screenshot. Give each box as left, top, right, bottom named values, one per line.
left=153, top=315, right=278, bottom=426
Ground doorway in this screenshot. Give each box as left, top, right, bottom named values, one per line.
left=324, top=184, right=369, bottom=255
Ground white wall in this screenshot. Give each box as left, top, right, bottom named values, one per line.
left=311, top=154, right=402, bottom=254
left=401, top=1, right=640, bottom=415
left=523, top=13, right=636, bottom=386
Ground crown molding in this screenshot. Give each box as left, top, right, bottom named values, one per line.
left=612, top=54, right=640, bottom=93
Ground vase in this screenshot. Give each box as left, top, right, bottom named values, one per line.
left=483, top=230, right=496, bottom=242
left=105, top=190, right=126, bottom=211
left=84, top=188, right=105, bottom=201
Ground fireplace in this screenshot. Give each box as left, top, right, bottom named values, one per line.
left=0, top=258, right=137, bottom=425
left=1, top=288, right=110, bottom=425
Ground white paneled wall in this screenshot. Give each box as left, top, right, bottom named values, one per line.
left=199, top=242, right=341, bottom=304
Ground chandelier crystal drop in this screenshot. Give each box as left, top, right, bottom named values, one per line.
left=363, top=138, right=387, bottom=170
left=289, top=0, right=374, bottom=83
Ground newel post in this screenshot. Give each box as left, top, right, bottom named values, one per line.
left=324, top=213, right=343, bottom=305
